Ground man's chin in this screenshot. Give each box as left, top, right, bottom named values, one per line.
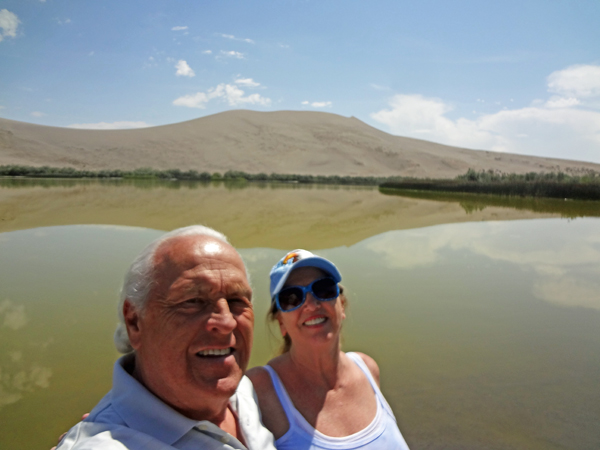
left=194, top=367, right=244, bottom=395
left=214, top=374, right=243, bottom=396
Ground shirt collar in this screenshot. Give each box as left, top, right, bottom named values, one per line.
left=110, top=354, right=205, bottom=445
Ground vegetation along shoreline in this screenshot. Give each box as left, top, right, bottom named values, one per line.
left=2, top=165, right=600, bottom=201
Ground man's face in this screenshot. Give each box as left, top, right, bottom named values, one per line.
left=124, top=235, right=254, bottom=419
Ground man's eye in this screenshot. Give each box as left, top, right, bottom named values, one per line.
left=183, top=298, right=205, bottom=305
left=228, top=298, right=249, bottom=307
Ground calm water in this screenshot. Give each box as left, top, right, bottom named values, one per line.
left=1, top=179, right=599, bottom=450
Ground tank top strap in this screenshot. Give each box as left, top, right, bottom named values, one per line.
left=346, top=352, right=397, bottom=420
left=262, top=365, right=298, bottom=424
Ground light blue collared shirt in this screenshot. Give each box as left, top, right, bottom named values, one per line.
left=57, top=354, right=276, bottom=450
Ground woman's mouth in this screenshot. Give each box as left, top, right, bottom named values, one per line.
left=304, top=317, right=327, bottom=326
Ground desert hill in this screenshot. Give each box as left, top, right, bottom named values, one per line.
left=1, top=110, right=599, bottom=178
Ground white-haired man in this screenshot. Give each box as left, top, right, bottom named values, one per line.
left=57, top=226, right=276, bottom=450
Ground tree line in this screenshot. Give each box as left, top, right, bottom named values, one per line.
left=2, top=165, right=600, bottom=200
left=380, top=169, right=600, bottom=201
left=0, top=165, right=390, bottom=185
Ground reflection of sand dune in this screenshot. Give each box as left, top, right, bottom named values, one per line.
left=0, top=182, right=557, bottom=249
left=2, top=110, right=600, bottom=178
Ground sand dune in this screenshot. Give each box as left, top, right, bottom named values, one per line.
left=1, top=110, right=599, bottom=178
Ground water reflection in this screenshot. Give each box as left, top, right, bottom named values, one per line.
left=0, top=178, right=577, bottom=249
left=0, top=221, right=599, bottom=449
left=0, top=300, right=28, bottom=330
left=0, top=298, right=52, bottom=410
left=361, top=219, right=600, bottom=310
left=380, top=187, right=600, bottom=218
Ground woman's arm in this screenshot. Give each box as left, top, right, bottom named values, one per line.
left=246, top=366, right=290, bottom=440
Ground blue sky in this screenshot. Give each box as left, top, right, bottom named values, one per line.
left=1, top=0, right=600, bottom=163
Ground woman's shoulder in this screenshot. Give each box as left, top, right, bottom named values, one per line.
left=349, top=352, right=381, bottom=387
left=246, top=356, right=285, bottom=388
left=245, top=362, right=290, bottom=439
left=246, top=365, right=271, bottom=386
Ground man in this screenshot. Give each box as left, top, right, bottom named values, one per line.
left=57, top=225, right=276, bottom=449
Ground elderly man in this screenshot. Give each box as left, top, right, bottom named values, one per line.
left=57, top=225, right=276, bottom=449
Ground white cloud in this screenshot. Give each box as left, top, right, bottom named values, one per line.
left=219, top=50, right=244, bottom=59
left=67, top=121, right=152, bottom=130
left=202, top=50, right=212, bottom=55
left=371, top=64, right=600, bottom=163
left=220, top=33, right=255, bottom=44
left=234, top=78, right=260, bottom=87
left=0, top=9, right=20, bottom=42
left=30, top=111, right=46, bottom=117
left=173, top=92, right=210, bottom=108
left=545, top=96, right=580, bottom=109
left=175, top=59, right=195, bottom=77
left=302, top=101, right=332, bottom=108
left=171, top=26, right=188, bottom=31
left=370, top=84, right=390, bottom=91
left=57, top=18, right=71, bottom=26
left=547, top=64, right=600, bottom=99
left=0, top=106, right=5, bottom=110
left=173, top=83, right=271, bottom=109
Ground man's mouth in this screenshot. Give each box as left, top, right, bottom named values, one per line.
left=196, top=348, right=234, bottom=357
left=304, top=317, right=327, bottom=326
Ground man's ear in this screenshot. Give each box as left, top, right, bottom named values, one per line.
left=123, top=300, right=142, bottom=350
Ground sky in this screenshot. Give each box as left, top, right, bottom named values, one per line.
left=1, top=0, right=600, bottom=163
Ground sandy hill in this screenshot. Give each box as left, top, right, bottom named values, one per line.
left=1, top=110, right=599, bottom=178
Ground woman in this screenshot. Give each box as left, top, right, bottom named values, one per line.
left=247, top=249, right=410, bottom=449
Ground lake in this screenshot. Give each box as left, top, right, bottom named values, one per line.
left=1, top=178, right=599, bottom=450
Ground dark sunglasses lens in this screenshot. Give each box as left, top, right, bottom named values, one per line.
left=312, top=278, right=338, bottom=300
left=278, top=287, right=304, bottom=311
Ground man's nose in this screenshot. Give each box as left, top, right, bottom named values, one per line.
left=206, top=298, right=237, bottom=333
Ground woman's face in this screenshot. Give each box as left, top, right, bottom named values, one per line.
left=277, top=266, right=345, bottom=349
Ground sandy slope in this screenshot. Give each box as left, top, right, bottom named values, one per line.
left=1, top=110, right=599, bottom=178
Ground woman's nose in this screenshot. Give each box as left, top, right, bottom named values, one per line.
left=303, top=292, right=321, bottom=310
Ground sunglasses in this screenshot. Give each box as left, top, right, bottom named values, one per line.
left=275, top=277, right=340, bottom=312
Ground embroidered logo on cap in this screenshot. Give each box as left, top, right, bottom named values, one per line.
left=282, top=252, right=301, bottom=265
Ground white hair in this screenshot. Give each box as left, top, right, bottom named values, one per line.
left=114, top=225, right=239, bottom=354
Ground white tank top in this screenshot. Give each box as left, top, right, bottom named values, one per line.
left=262, top=352, right=410, bottom=450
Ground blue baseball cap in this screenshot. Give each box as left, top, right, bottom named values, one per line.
left=269, top=249, right=342, bottom=300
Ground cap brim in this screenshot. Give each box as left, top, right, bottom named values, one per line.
left=272, top=256, right=342, bottom=299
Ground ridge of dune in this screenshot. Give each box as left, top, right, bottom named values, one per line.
left=1, top=110, right=599, bottom=178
